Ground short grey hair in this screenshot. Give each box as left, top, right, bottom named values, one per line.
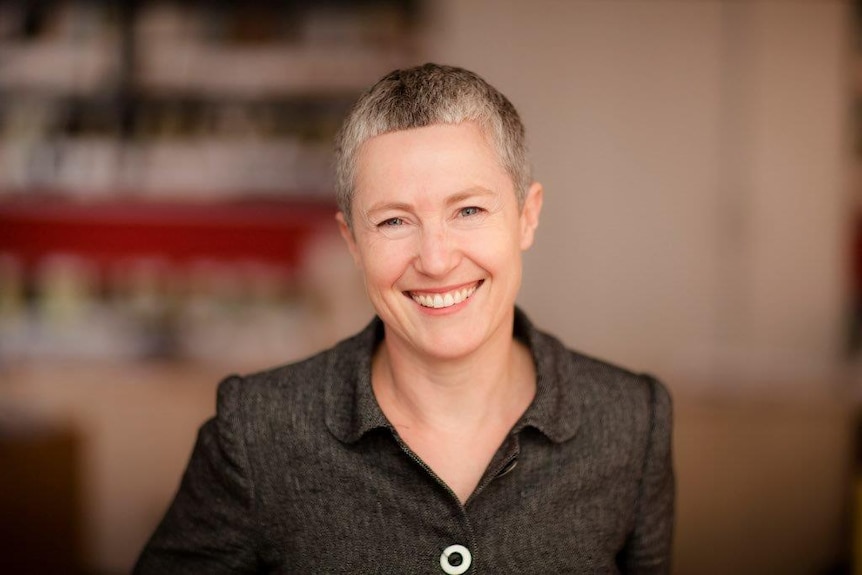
left=334, top=63, right=532, bottom=226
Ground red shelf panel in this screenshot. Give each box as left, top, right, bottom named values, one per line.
left=0, top=197, right=338, bottom=271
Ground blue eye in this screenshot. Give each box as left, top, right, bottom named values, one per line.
left=379, top=217, right=404, bottom=227
left=460, top=206, right=481, bottom=217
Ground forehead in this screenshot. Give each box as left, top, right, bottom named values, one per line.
left=353, top=122, right=510, bottom=197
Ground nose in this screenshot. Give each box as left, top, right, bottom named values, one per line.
left=414, top=222, right=459, bottom=277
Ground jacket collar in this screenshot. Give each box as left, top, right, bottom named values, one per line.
left=324, top=307, right=583, bottom=444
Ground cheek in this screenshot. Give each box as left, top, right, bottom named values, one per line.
left=460, top=225, right=521, bottom=267
left=358, top=239, right=412, bottom=289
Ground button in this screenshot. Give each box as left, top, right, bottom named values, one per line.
left=497, top=458, right=518, bottom=478
left=440, top=544, right=472, bottom=574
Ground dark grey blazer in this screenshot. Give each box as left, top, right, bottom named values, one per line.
left=135, top=309, right=674, bottom=574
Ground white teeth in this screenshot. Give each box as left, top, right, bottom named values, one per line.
left=411, top=284, right=478, bottom=309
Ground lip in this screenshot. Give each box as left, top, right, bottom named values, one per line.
left=405, top=280, right=481, bottom=296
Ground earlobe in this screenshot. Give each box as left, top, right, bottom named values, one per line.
left=335, top=212, right=361, bottom=267
left=520, top=182, right=544, bottom=250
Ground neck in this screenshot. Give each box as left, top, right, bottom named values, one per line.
left=371, top=319, right=535, bottom=433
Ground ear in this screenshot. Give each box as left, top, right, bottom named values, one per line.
left=519, top=181, right=543, bottom=250
left=336, top=212, right=361, bottom=267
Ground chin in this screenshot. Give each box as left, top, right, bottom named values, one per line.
left=414, top=327, right=488, bottom=360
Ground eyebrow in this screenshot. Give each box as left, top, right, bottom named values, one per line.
left=364, top=187, right=497, bottom=215
left=445, top=187, right=496, bottom=206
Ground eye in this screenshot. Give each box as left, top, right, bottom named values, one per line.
left=459, top=206, right=482, bottom=217
left=378, top=217, right=404, bottom=227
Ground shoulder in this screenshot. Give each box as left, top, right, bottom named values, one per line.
left=563, top=343, right=671, bottom=420
left=561, top=343, right=672, bottom=450
left=566, top=332, right=670, bottom=424
left=519, top=310, right=671, bottom=441
left=522, top=309, right=669, bottom=399
left=536, top=327, right=673, bottom=473
left=218, top=348, right=332, bottom=408
left=214, top=317, right=380, bottom=430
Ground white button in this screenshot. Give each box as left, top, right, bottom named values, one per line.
left=440, top=544, right=471, bottom=575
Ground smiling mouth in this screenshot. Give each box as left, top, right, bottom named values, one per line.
left=409, top=281, right=482, bottom=309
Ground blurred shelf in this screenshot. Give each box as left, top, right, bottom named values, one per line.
left=0, top=0, right=416, bottom=365
left=0, top=0, right=424, bottom=201
left=0, top=137, right=336, bottom=198
left=0, top=40, right=416, bottom=98
left=0, top=196, right=337, bottom=271
left=137, top=42, right=416, bottom=98
left=0, top=38, right=120, bottom=95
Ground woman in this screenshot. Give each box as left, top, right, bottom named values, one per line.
left=135, top=63, right=674, bottom=574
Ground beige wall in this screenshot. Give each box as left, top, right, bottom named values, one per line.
left=426, top=0, right=850, bottom=391
left=424, top=6, right=853, bottom=572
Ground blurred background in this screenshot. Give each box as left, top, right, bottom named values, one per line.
left=0, top=0, right=857, bottom=573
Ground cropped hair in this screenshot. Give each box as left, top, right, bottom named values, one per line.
left=334, top=63, right=531, bottom=226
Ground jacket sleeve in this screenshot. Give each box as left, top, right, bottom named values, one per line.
left=133, top=376, right=262, bottom=574
left=618, top=376, right=675, bottom=574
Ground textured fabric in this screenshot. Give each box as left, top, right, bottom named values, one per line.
left=134, top=309, right=674, bottom=574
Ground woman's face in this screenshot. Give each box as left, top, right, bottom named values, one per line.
left=337, top=121, right=542, bottom=362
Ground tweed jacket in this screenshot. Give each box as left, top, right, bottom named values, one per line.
left=134, top=309, right=674, bottom=574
